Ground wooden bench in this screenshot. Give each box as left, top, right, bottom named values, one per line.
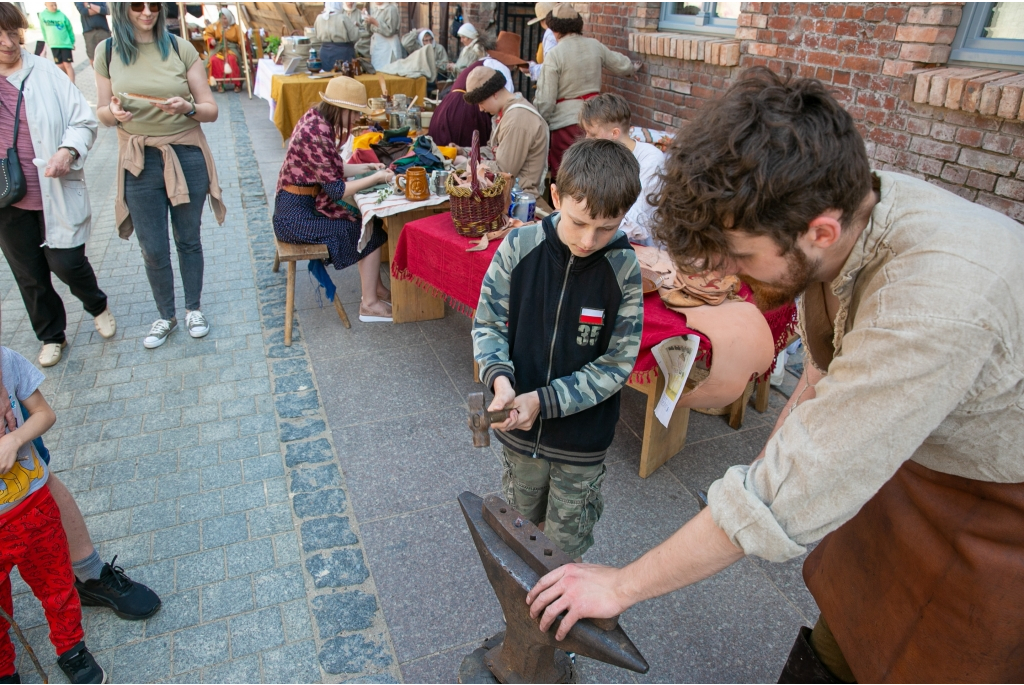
left=272, top=238, right=350, bottom=346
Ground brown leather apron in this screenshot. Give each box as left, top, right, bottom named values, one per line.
left=801, top=287, right=1024, bottom=682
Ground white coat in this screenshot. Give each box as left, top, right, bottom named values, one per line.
left=5, top=50, right=97, bottom=249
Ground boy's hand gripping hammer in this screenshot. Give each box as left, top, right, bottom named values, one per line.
left=468, top=391, right=511, bottom=447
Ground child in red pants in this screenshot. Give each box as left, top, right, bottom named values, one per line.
left=0, top=346, right=105, bottom=685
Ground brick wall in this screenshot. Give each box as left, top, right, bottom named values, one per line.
left=457, top=1, right=1023, bottom=221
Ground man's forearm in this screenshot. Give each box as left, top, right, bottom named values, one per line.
left=620, top=507, right=744, bottom=605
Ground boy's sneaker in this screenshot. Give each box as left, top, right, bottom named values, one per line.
left=185, top=310, right=209, bottom=338
left=0, top=672, right=20, bottom=684
left=143, top=318, right=176, bottom=349
left=75, top=556, right=162, bottom=620
left=57, top=642, right=106, bottom=684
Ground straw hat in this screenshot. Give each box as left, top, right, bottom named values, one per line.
left=528, top=2, right=554, bottom=25
left=488, top=31, right=529, bottom=67
left=319, top=76, right=372, bottom=114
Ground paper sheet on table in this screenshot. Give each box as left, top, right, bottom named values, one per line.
left=651, top=334, right=700, bottom=427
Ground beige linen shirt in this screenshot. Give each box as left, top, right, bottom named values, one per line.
left=534, top=34, right=634, bottom=131
left=491, top=96, right=549, bottom=196
left=707, top=171, right=1024, bottom=562
left=315, top=10, right=360, bottom=44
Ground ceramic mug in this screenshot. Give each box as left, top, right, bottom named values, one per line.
left=396, top=166, right=430, bottom=201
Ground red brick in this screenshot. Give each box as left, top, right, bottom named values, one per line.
left=1015, top=141, right=1024, bottom=163
left=895, top=25, right=958, bottom=44
left=982, top=133, right=1014, bottom=155
left=842, top=55, right=884, bottom=73
left=907, top=6, right=962, bottom=26
left=1000, top=120, right=1024, bottom=137
left=944, top=110, right=1003, bottom=132
left=954, top=128, right=984, bottom=147
left=882, top=59, right=915, bottom=77
left=869, top=129, right=911, bottom=148
left=885, top=7, right=908, bottom=23
left=845, top=5, right=865, bottom=20
left=825, top=4, right=845, bottom=18
left=939, top=164, right=969, bottom=184
left=873, top=144, right=897, bottom=163
left=995, top=177, right=1024, bottom=201
left=806, top=51, right=842, bottom=67
left=899, top=43, right=952, bottom=63
left=746, top=42, right=779, bottom=57
left=930, top=122, right=956, bottom=142
left=864, top=5, right=886, bottom=21
left=959, top=148, right=1019, bottom=175
left=967, top=169, right=997, bottom=191
left=918, top=156, right=944, bottom=176
left=767, top=15, right=797, bottom=30
left=907, top=117, right=931, bottom=135
left=873, top=24, right=898, bottom=41
left=910, top=136, right=960, bottom=161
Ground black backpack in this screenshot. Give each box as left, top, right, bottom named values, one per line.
left=103, top=33, right=181, bottom=73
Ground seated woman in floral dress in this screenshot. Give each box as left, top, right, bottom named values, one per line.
left=273, top=76, right=395, bottom=322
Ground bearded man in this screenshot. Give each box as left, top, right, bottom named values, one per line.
left=525, top=67, right=1024, bottom=683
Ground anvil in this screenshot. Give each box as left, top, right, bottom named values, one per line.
left=458, top=491, right=649, bottom=683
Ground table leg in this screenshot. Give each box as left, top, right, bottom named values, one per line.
left=383, top=207, right=447, bottom=324
left=727, top=381, right=755, bottom=429
left=629, top=372, right=691, bottom=479
left=754, top=376, right=771, bottom=412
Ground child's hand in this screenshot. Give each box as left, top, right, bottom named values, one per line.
left=0, top=432, right=22, bottom=475
left=507, top=391, right=541, bottom=432
left=489, top=376, right=518, bottom=431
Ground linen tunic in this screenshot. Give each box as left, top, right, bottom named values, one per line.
left=707, top=171, right=1024, bottom=562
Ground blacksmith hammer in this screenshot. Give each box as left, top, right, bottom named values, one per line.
left=468, top=391, right=512, bottom=447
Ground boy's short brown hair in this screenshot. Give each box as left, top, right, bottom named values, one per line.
left=556, top=138, right=640, bottom=219
left=578, top=93, right=632, bottom=130
left=0, top=3, right=28, bottom=35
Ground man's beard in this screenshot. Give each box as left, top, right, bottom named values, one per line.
left=740, top=248, right=818, bottom=312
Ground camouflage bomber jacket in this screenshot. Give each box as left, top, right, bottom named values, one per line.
left=472, top=214, right=643, bottom=466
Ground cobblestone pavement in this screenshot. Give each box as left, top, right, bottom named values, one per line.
left=5, top=68, right=397, bottom=683
left=4, top=66, right=818, bottom=684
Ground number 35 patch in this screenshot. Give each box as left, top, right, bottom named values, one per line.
left=577, top=308, right=604, bottom=346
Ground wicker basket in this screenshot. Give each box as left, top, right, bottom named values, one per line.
left=446, top=130, right=510, bottom=238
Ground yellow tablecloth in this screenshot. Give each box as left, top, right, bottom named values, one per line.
left=270, top=72, right=427, bottom=140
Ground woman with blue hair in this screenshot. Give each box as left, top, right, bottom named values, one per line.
left=94, top=2, right=225, bottom=350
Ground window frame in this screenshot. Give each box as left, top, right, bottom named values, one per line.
left=949, top=2, right=1024, bottom=69
left=658, top=2, right=738, bottom=37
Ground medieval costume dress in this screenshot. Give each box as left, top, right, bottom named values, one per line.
left=315, top=3, right=360, bottom=72
left=204, top=9, right=244, bottom=92
left=273, top=108, right=386, bottom=271
left=427, top=60, right=492, bottom=148
left=368, top=2, right=402, bottom=71
left=534, top=33, right=634, bottom=174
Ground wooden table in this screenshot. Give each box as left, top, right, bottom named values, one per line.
left=382, top=204, right=451, bottom=324
left=269, top=72, right=428, bottom=140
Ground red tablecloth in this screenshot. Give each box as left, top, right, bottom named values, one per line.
left=391, top=212, right=795, bottom=382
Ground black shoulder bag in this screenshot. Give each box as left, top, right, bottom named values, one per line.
left=0, top=72, right=29, bottom=209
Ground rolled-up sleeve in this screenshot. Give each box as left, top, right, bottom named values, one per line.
left=708, top=309, right=995, bottom=562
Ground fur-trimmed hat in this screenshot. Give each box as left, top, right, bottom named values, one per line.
left=463, top=66, right=508, bottom=105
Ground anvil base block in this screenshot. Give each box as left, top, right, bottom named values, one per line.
left=458, top=632, right=579, bottom=684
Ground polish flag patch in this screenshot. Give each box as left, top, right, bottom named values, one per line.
left=579, top=308, right=604, bottom=325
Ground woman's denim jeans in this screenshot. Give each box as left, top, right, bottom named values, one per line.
left=123, top=144, right=209, bottom=321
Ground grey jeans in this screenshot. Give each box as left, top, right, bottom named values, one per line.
left=123, top=144, right=209, bottom=320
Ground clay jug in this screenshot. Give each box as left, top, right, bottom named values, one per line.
left=396, top=166, right=430, bottom=201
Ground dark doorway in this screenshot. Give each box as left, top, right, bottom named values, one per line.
left=497, top=2, right=543, bottom=101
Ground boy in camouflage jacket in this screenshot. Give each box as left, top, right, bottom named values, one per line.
left=472, top=139, right=644, bottom=558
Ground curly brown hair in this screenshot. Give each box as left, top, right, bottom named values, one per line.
left=545, top=13, right=583, bottom=35
left=651, top=67, right=873, bottom=273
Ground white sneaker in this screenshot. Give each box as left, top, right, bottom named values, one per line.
left=39, top=341, right=67, bottom=367
left=94, top=308, right=117, bottom=339
left=185, top=310, right=209, bottom=338
left=144, top=318, right=177, bottom=349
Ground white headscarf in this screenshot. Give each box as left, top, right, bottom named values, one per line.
left=321, top=2, right=344, bottom=16
left=418, top=28, right=434, bottom=46
left=483, top=58, right=514, bottom=93
left=219, top=8, right=236, bottom=26
left=458, top=23, right=479, bottom=40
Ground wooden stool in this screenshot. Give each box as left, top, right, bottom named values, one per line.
left=273, top=238, right=350, bottom=346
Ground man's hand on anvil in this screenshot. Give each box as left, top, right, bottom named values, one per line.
left=526, top=563, right=630, bottom=640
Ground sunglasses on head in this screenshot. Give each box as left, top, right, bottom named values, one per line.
left=129, top=3, right=161, bottom=12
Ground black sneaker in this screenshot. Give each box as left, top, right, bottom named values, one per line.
left=57, top=643, right=106, bottom=684
left=0, top=672, right=21, bottom=684
left=75, top=555, right=162, bottom=620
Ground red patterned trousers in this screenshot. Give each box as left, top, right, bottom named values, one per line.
left=0, top=485, right=83, bottom=677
